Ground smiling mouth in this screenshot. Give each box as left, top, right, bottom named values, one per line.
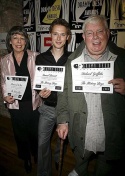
left=93, top=40, right=101, bottom=44
left=16, top=46, right=22, bottom=48
left=56, top=41, right=62, bottom=44
left=93, top=43, right=101, bottom=47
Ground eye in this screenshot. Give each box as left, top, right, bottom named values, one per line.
left=97, top=30, right=105, bottom=35
left=85, top=31, right=93, bottom=36
left=13, top=36, right=17, bottom=39
left=52, top=33, right=57, bottom=36
left=20, top=37, right=25, bottom=40
left=61, top=33, right=66, bottom=36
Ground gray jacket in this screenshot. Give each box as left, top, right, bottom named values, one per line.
left=56, top=41, right=125, bottom=160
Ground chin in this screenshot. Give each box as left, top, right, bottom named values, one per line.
left=92, top=49, right=104, bottom=54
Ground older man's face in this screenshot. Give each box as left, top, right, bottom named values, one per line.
left=82, top=21, right=110, bottom=60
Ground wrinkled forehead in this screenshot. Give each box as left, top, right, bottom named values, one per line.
left=85, top=20, right=106, bottom=30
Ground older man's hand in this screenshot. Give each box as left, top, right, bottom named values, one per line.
left=109, top=78, right=125, bottom=95
left=56, top=123, right=68, bottom=140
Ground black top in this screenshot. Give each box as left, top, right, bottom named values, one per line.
left=13, top=51, right=32, bottom=101
left=35, top=47, right=71, bottom=106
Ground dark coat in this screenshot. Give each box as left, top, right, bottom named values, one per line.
left=56, top=41, right=125, bottom=160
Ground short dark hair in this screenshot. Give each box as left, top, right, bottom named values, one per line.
left=49, top=18, right=71, bottom=35
left=6, top=26, right=30, bottom=52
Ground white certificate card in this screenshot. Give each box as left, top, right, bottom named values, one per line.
left=71, top=61, right=114, bottom=93
left=5, top=76, right=28, bottom=100
left=33, top=66, right=65, bottom=92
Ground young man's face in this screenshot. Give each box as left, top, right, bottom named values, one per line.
left=82, top=21, right=110, bottom=59
left=50, top=25, right=69, bottom=50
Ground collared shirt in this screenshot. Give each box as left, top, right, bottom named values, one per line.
left=83, top=47, right=112, bottom=153
left=84, top=92, right=105, bottom=153
left=84, top=47, right=109, bottom=62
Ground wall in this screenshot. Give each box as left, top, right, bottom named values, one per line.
left=0, top=0, right=23, bottom=117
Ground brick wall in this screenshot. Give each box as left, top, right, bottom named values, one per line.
left=0, top=0, right=23, bottom=117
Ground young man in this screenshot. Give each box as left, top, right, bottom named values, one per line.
left=36, top=18, right=71, bottom=176
left=56, top=15, right=125, bottom=176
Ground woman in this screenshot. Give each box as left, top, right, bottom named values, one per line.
left=0, top=26, right=41, bottom=173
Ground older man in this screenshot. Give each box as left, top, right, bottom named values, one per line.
left=56, top=15, right=125, bottom=176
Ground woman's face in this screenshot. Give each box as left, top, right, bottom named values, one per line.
left=10, top=34, right=26, bottom=53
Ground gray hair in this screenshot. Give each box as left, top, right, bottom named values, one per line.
left=82, top=15, right=108, bottom=33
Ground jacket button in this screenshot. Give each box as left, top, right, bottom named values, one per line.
left=81, top=137, right=83, bottom=140
left=83, top=112, right=86, bottom=114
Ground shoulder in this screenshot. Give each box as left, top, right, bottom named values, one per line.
left=0, top=53, right=12, bottom=62
left=35, top=51, right=48, bottom=65
left=27, top=49, right=39, bottom=57
left=66, top=51, right=72, bottom=56
left=68, top=40, right=85, bottom=61
left=36, top=52, right=46, bottom=57
left=108, top=41, right=125, bottom=57
left=62, top=48, right=72, bottom=56
left=36, top=51, right=47, bottom=60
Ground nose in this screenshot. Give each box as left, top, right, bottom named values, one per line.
left=93, top=32, right=99, bottom=38
left=17, top=38, right=21, bottom=43
left=57, top=34, right=61, bottom=40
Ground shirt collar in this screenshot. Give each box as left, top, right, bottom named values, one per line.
left=84, top=46, right=109, bottom=62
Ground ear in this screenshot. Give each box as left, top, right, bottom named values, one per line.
left=107, top=29, right=110, bottom=39
left=82, top=33, right=85, bottom=40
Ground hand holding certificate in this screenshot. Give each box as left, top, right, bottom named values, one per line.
left=71, top=61, right=114, bottom=94
left=6, top=76, right=28, bottom=100
left=33, top=66, right=65, bottom=92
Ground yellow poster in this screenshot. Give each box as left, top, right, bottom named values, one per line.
left=42, top=0, right=61, bottom=24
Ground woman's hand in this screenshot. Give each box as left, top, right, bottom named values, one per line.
left=4, top=96, right=15, bottom=104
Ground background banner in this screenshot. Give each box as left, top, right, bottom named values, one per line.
left=23, top=0, right=125, bottom=52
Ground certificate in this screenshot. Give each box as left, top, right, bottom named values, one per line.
left=33, top=66, right=65, bottom=92
left=71, top=61, right=114, bottom=93
left=5, top=76, right=28, bottom=100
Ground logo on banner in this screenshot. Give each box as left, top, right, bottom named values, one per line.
left=44, top=37, right=52, bottom=47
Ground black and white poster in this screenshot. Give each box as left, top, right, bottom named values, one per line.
left=35, top=0, right=69, bottom=31
left=23, top=0, right=125, bottom=52
left=69, top=0, right=107, bottom=31
left=23, top=0, right=36, bottom=32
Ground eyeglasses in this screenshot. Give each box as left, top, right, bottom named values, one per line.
left=84, top=29, right=106, bottom=37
